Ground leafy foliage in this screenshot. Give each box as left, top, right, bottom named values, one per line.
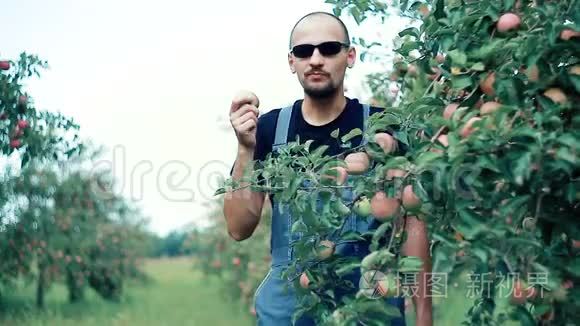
left=215, top=0, right=580, bottom=324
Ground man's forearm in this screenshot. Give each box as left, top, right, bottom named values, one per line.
left=223, top=147, right=264, bottom=241
left=413, top=264, right=433, bottom=326
left=402, top=216, right=433, bottom=326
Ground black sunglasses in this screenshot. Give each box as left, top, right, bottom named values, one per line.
left=291, top=41, right=350, bottom=59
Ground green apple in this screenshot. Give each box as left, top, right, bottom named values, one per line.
left=353, top=197, right=371, bottom=217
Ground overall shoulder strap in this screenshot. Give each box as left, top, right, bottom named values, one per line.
left=272, top=105, right=294, bottom=152
left=361, top=103, right=370, bottom=146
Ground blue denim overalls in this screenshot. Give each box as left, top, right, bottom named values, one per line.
left=254, top=103, right=406, bottom=326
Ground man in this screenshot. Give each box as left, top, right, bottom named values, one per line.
left=224, top=11, right=432, bottom=326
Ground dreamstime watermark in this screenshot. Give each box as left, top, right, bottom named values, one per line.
left=84, top=144, right=485, bottom=205
left=87, top=145, right=231, bottom=204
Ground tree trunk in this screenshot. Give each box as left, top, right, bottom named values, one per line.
left=66, top=267, right=84, bottom=303
left=36, top=262, right=45, bottom=309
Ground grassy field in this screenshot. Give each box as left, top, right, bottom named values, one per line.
left=0, top=257, right=254, bottom=326
left=0, top=257, right=478, bottom=325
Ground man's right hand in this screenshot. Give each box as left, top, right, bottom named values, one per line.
left=230, top=90, right=260, bottom=151
left=225, top=90, right=264, bottom=241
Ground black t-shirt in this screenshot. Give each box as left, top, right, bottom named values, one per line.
left=229, top=97, right=395, bottom=178
left=255, top=97, right=384, bottom=161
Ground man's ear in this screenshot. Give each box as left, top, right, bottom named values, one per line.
left=288, top=52, right=296, bottom=74
left=347, top=46, right=356, bottom=68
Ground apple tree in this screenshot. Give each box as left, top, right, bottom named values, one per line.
left=217, top=0, right=579, bottom=324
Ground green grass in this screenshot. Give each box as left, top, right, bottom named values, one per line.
left=1, top=258, right=479, bottom=325
left=0, top=257, right=253, bottom=326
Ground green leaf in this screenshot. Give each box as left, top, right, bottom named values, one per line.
left=370, top=222, right=392, bottom=251
left=21, top=152, right=30, bottom=168
left=331, top=198, right=351, bottom=217
left=503, top=0, right=516, bottom=11
left=398, top=256, right=423, bottom=272
left=512, top=152, right=532, bottom=185
left=565, top=258, right=580, bottom=277
left=470, top=39, right=506, bottom=60
left=281, top=175, right=303, bottom=202
left=415, top=151, right=441, bottom=168
left=557, top=134, right=578, bottom=148
left=336, top=261, right=361, bottom=276
left=360, top=51, right=367, bottom=61
left=433, top=0, right=445, bottom=19
left=451, top=75, right=473, bottom=90
left=513, top=306, right=537, bottom=326
left=291, top=220, right=308, bottom=233
left=341, top=231, right=366, bottom=242
left=383, top=156, right=410, bottom=169
left=455, top=208, right=486, bottom=240
left=448, top=49, right=467, bottom=66
left=508, top=237, right=543, bottom=249
left=323, top=289, right=335, bottom=300
left=502, top=195, right=531, bottom=215
left=532, top=304, right=553, bottom=318
left=341, top=128, right=362, bottom=143
left=213, top=187, right=227, bottom=196
left=432, top=247, right=454, bottom=274
left=556, top=148, right=577, bottom=165
left=398, top=27, right=420, bottom=39
left=570, top=76, right=580, bottom=93
left=350, top=6, right=362, bottom=25
left=310, top=145, right=329, bottom=161
left=395, top=130, right=409, bottom=146
left=398, top=41, right=420, bottom=56
left=477, top=155, right=501, bottom=173
left=330, top=128, right=340, bottom=139
left=470, top=62, right=485, bottom=71
left=303, top=139, right=315, bottom=152
left=471, top=247, right=488, bottom=264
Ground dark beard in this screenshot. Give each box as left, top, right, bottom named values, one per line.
left=304, top=84, right=337, bottom=99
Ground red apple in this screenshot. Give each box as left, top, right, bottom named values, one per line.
left=345, top=152, right=370, bottom=175
left=497, top=13, right=521, bottom=32
left=0, top=61, right=10, bottom=70
left=373, top=132, right=397, bottom=154
left=18, top=95, right=28, bottom=105
left=317, top=240, right=335, bottom=260
left=402, top=185, right=421, bottom=210
left=460, top=117, right=482, bottom=138
left=480, top=72, right=496, bottom=96
left=526, top=65, right=539, bottom=82
left=385, top=169, right=407, bottom=180
left=371, top=191, right=401, bottom=220
left=322, top=166, right=348, bottom=185
left=10, top=139, right=21, bottom=149
left=300, top=273, right=310, bottom=289
left=436, top=134, right=449, bottom=147
left=17, top=120, right=29, bottom=129
left=480, top=101, right=501, bottom=115
left=560, top=29, right=580, bottom=41
left=407, top=64, right=417, bottom=76
left=543, top=88, right=568, bottom=104
left=443, top=103, right=460, bottom=120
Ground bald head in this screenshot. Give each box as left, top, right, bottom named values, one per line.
left=289, top=12, right=350, bottom=49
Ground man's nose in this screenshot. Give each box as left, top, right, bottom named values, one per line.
left=309, top=48, right=324, bottom=66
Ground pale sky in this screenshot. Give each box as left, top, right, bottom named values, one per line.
left=1, top=0, right=410, bottom=236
